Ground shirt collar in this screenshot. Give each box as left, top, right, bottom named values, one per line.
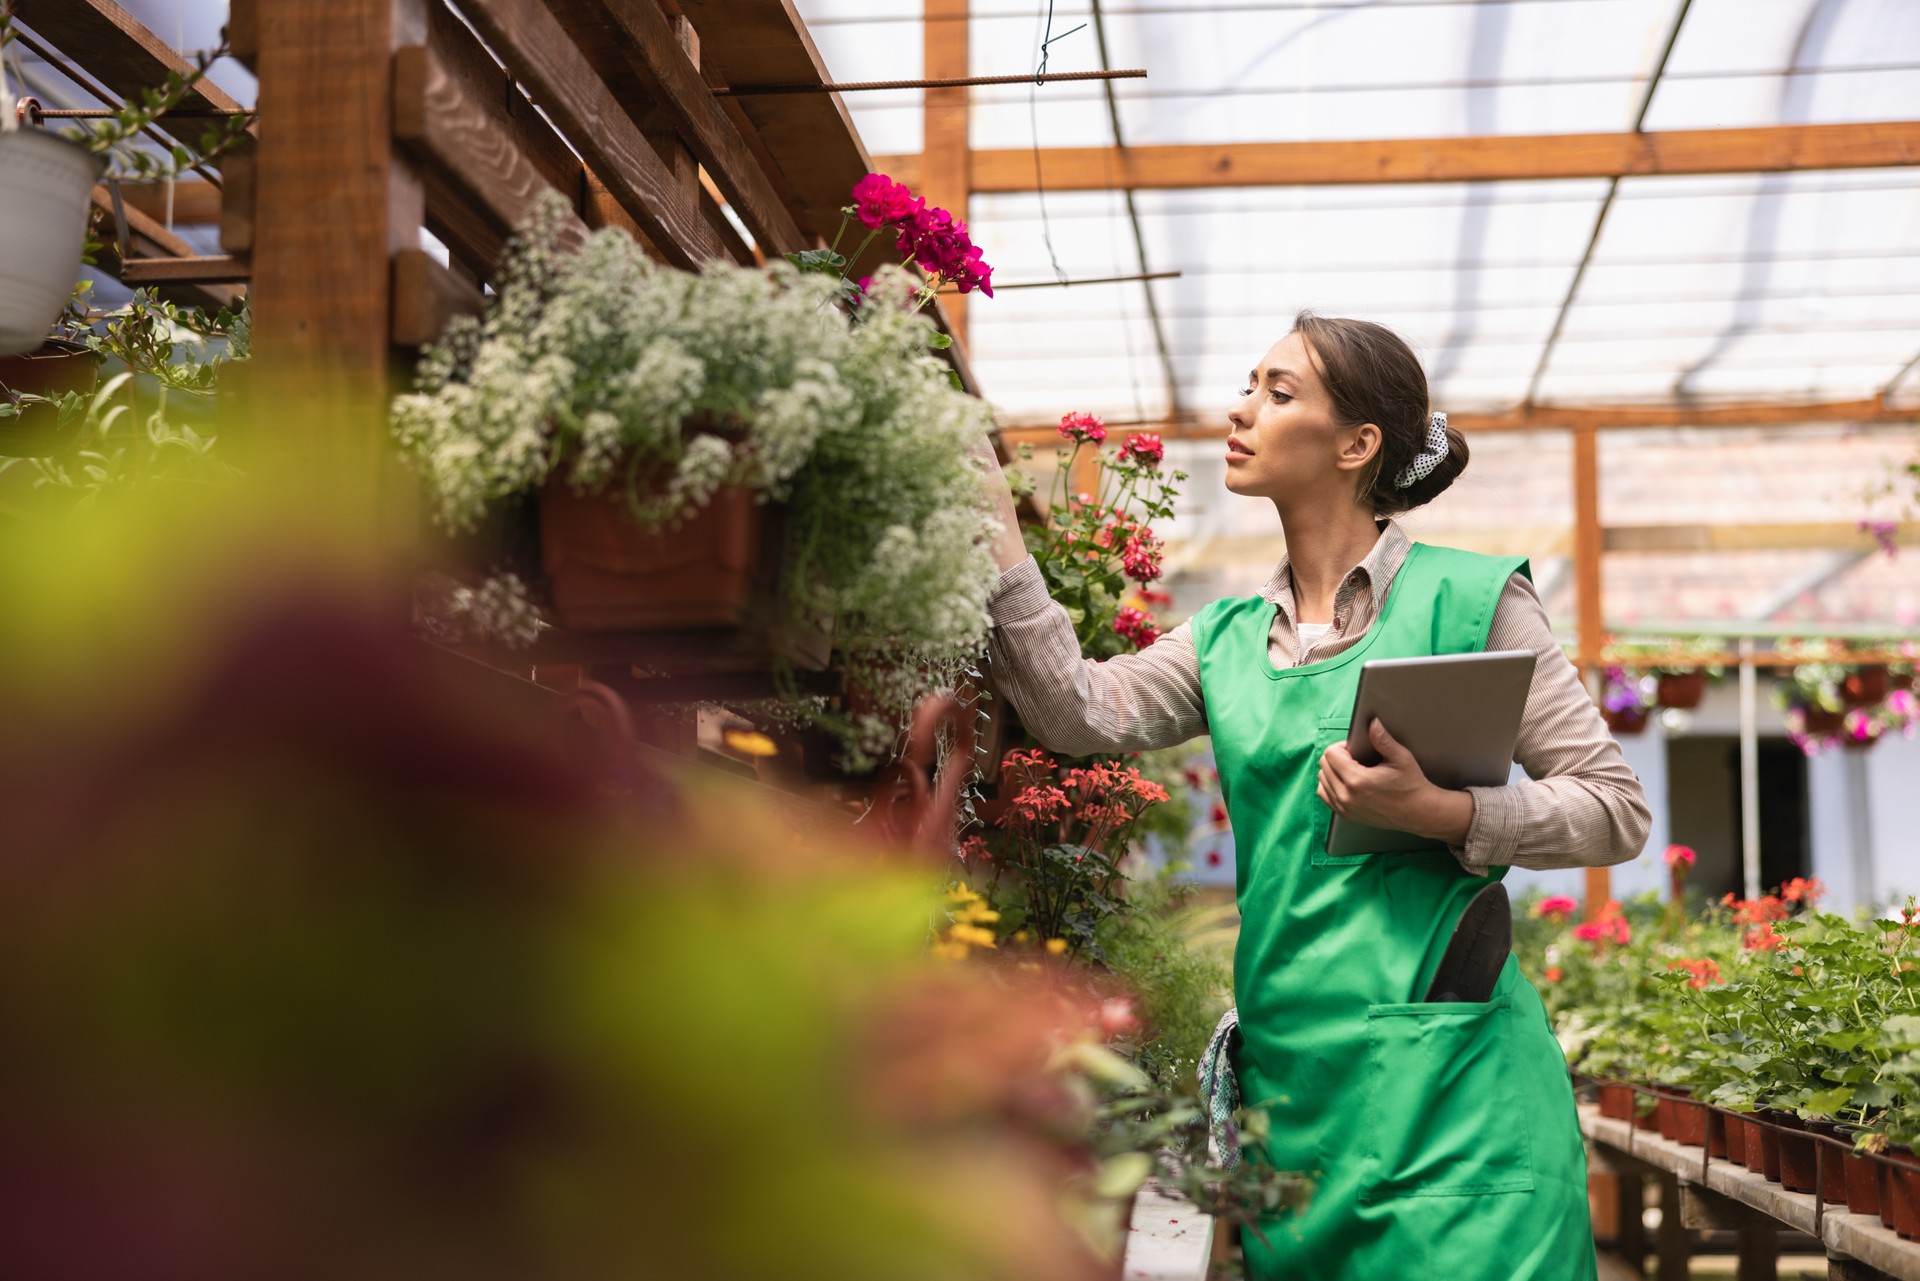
left=1259, top=519, right=1415, bottom=623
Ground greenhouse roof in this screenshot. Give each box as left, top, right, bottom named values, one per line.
left=797, top=0, right=1920, bottom=631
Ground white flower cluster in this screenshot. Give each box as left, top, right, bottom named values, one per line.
left=392, top=194, right=1000, bottom=750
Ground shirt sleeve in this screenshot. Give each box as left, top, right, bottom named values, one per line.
left=985, top=556, right=1208, bottom=757
left=1454, top=572, right=1653, bottom=874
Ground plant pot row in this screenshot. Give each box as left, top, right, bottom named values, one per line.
left=1591, top=1080, right=1920, bottom=1239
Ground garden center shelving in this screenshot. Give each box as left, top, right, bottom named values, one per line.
left=7, top=0, right=996, bottom=823
left=1582, top=1102, right=1920, bottom=1281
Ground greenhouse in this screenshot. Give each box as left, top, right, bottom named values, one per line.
left=0, top=0, right=1916, bottom=1277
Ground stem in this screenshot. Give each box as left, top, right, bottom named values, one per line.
left=827, top=211, right=851, bottom=258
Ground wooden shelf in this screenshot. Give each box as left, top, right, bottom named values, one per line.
left=1581, top=1105, right=1920, bottom=1279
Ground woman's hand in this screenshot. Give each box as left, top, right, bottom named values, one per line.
left=1317, top=719, right=1475, bottom=845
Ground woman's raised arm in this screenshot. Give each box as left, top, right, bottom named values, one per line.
left=974, top=440, right=1207, bottom=757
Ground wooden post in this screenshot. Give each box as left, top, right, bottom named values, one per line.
left=1572, top=422, right=1611, bottom=918
left=1616, top=1172, right=1646, bottom=1275
left=1735, top=1227, right=1777, bottom=1281
left=921, top=0, right=970, bottom=346
left=1657, top=1174, right=1690, bottom=1281
left=247, top=0, right=427, bottom=532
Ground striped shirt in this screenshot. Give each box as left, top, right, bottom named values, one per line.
left=985, top=519, right=1650, bottom=874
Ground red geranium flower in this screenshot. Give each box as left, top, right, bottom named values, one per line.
left=1119, top=433, right=1164, bottom=468
left=1058, top=411, right=1107, bottom=445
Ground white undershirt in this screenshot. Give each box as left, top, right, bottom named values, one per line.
left=1295, top=621, right=1331, bottom=655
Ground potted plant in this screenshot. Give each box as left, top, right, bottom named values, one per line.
left=1600, top=667, right=1653, bottom=734
left=392, top=188, right=1002, bottom=767
left=1842, top=663, right=1891, bottom=709
left=0, top=13, right=248, bottom=355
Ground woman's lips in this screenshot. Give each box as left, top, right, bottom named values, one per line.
left=1226, top=435, right=1253, bottom=462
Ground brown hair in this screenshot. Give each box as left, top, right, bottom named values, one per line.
left=1290, top=310, right=1468, bottom=515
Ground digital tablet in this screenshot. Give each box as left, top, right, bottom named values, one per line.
left=1325, top=650, right=1537, bottom=858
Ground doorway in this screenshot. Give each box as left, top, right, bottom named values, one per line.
left=1665, top=736, right=1810, bottom=902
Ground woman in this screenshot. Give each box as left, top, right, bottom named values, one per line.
left=976, top=313, right=1649, bottom=1280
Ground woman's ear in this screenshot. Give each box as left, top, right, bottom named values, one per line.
left=1336, top=422, right=1381, bottom=473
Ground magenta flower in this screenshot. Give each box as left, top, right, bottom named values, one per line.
left=1121, top=530, right=1164, bottom=583
left=850, top=173, right=922, bottom=229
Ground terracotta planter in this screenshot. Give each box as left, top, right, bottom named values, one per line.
left=1756, top=1116, right=1783, bottom=1184
left=1883, top=1149, right=1920, bottom=1240
left=1807, top=1122, right=1849, bottom=1206
left=0, top=337, right=100, bottom=456
left=1740, top=1116, right=1769, bottom=1176
left=1656, top=671, right=1707, bottom=710
left=1723, top=1110, right=1747, bottom=1165
left=1706, top=1107, right=1730, bottom=1159
left=1670, top=1093, right=1709, bottom=1148
left=1655, top=1093, right=1677, bottom=1140
left=1597, top=1082, right=1635, bottom=1121
left=1835, top=1127, right=1881, bottom=1218
left=1773, top=1114, right=1818, bottom=1194
left=1603, top=705, right=1649, bottom=736
left=1633, top=1090, right=1661, bottom=1131
left=1842, top=665, right=1891, bottom=709
left=1895, top=671, right=1915, bottom=693
left=538, top=479, right=829, bottom=670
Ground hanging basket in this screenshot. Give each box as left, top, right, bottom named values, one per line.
left=1602, top=704, right=1648, bottom=735
left=1842, top=664, right=1890, bottom=709
left=0, top=129, right=105, bottom=357
left=538, top=476, right=830, bottom=671
left=1802, top=704, right=1846, bottom=737
left=0, top=337, right=101, bottom=456
left=1654, top=671, right=1706, bottom=710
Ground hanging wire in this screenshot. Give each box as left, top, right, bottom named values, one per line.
left=1027, top=0, right=1077, bottom=284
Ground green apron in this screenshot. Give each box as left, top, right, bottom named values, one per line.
left=1191, top=542, right=1594, bottom=1281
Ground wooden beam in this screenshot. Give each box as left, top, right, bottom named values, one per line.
left=116, top=180, right=222, bottom=225
left=456, top=0, right=721, bottom=268
left=877, top=119, right=1920, bottom=193
left=921, top=0, right=970, bottom=343
left=13, top=0, right=246, bottom=117
left=118, top=255, right=250, bottom=285
left=1571, top=421, right=1608, bottom=919
left=996, top=396, right=1918, bottom=445
left=219, top=140, right=256, bottom=257
left=390, top=247, right=484, bottom=347
left=685, top=0, right=872, bottom=242
left=393, top=44, right=587, bottom=264
left=567, top=0, right=807, bottom=254
left=88, top=186, right=242, bottom=311
left=246, top=0, right=425, bottom=518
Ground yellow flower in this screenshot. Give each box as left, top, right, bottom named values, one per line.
left=1012, top=930, right=1031, bottom=944
left=721, top=728, right=779, bottom=758
left=944, top=885, right=982, bottom=905
left=1045, top=937, right=1068, bottom=956
left=930, top=939, right=970, bottom=963
left=947, top=923, right=998, bottom=949
left=954, top=902, right=1000, bottom=925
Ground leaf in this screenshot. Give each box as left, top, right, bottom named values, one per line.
left=928, top=331, right=952, bottom=349
left=1092, top=1152, right=1152, bottom=1200
left=1818, top=1030, right=1871, bottom=1053
left=1802, top=1086, right=1853, bottom=1116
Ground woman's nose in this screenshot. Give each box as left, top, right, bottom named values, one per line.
left=1227, top=404, right=1247, bottom=431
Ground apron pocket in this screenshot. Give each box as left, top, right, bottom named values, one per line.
left=1357, top=996, right=1535, bottom=1202
left=1308, top=716, right=1367, bottom=867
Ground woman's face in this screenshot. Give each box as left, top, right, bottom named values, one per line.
left=1224, top=331, right=1379, bottom=505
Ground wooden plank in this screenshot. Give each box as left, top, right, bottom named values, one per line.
left=1660, top=1175, right=1693, bottom=1281
left=999, top=396, right=1918, bottom=446
left=565, top=0, right=807, bottom=254
left=219, top=139, right=256, bottom=256
left=392, top=44, right=587, bottom=262
left=88, top=185, right=242, bottom=310
left=685, top=0, right=872, bottom=241
left=390, top=247, right=484, bottom=348
left=116, top=180, right=221, bottom=225
left=118, top=255, right=250, bottom=284
left=228, top=0, right=257, bottom=70
left=456, top=0, right=720, bottom=267
left=426, top=1, right=584, bottom=201
left=921, top=0, right=970, bottom=344
left=13, top=0, right=245, bottom=117
left=876, top=120, right=1920, bottom=193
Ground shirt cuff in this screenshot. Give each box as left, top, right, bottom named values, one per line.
left=1455, top=785, right=1522, bottom=875
left=988, top=556, right=1054, bottom=626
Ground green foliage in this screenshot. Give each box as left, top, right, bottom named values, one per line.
left=1520, top=884, right=1920, bottom=1148
left=1096, top=876, right=1233, bottom=1084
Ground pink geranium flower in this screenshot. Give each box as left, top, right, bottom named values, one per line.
left=1533, top=895, right=1578, bottom=921
left=1058, top=411, right=1107, bottom=444
left=1663, top=844, right=1696, bottom=869
left=850, top=173, right=922, bottom=229
left=1113, top=606, right=1159, bottom=648
left=1119, top=433, right=1164, bottom=468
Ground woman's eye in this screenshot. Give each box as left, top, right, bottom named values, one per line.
left=1271, top=391, right=1291, bottom=403
left=1239, top=387, right=1253, bottom=397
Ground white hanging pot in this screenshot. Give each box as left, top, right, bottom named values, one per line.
left=0, top=128, right=106, bottom=357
